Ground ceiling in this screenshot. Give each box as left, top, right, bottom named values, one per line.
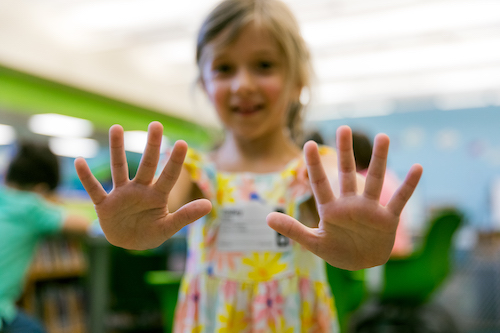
left=1, top=0, right=499, bottom=127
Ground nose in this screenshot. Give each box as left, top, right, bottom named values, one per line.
left=231, top=68, right=256, bottom=96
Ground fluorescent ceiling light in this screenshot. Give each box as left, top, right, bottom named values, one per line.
left=0, top=124, right=16, bottom=145
left=28, top=113, right=93, bottom=137
left=302, top=1, right=500, bottom=48
left=124, top=130, right=168, bottom=154
left=131, top=39, right=195, bottom=66
left=316, top=65, right=500, bottom=106
left=65, top=1, right=175, bottom=31
left=128, top=40, right=197, bottom=81
left=315, top=37, right=500, bottom=81
left=61, top=0, right=218, bottom=32
left=49, top=137, right=99, bottom=158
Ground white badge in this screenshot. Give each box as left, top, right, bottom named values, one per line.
left=216, top=201, right=292, bottom=252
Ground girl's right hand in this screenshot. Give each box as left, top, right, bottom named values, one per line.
left=74, top=121, right=212, bottom=250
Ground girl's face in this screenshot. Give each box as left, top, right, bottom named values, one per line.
left=200, top=24, right=299, bottom=141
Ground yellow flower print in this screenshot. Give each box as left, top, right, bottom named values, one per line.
left=314, top=282, right=330, bottom=308
left=280, top=165, right=297, bottom=180
left=269, top=317, right=294, bottom=333
left=286, top=201, right=296, bottom=219
left=242, top=252, right=287, bottom=281
left=218, top=304, right=248, bottom=333
left=179, top=277, right=190, bottom=295
left=300, top=301, right=315, bottom=332
left=294, top=251, right=316, bottom=278
left=240, top=281, right=254, bottom=294
left=314, top=281, right=337, bottom=316
left=191, top=324, right=204, bottom=333
left=318, top=145, right=335, bottom=156
left=184, top=149, right=203, bottom=181
left=264, top=187, right=284, bottom=204
left=216, top=174, right=236, bottom=205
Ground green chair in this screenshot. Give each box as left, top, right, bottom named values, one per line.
left=145, top=271, right=183, bottom=333
left=326, top=265, right=368, bottom=333
left=328, top=208, right=463, bottom=332
left=379, top=208, right=464, bottom=306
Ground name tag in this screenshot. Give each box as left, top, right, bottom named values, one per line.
left=217, top=201, right=292, bottom=252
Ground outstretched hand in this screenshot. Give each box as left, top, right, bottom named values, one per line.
left=74, top=122, right=212, bottom=250
left=267, top=126, right=423, bottom=270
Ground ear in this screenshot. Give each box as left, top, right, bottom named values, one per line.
left=292, top=84, right=305, bottom=104
left=198, top=76, right=208, bottom=94
left=295, top=84, right=309, bottom=104
left=197, top=61, right=209, bottom=94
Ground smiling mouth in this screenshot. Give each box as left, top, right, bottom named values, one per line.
left=232, top=104, right=263, bottom=115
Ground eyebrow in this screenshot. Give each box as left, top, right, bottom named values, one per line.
left=212, top=48, right=279, bottom=61
left=253, top=49, right=280, bottom=57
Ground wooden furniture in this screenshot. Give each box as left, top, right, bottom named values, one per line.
left=18, top=235, right=88, bottom=333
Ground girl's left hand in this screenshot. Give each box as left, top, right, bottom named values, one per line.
left=267, top=125, right=423, bottom=270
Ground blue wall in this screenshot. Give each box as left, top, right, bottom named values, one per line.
left=309, top=107, right=500, bottom=231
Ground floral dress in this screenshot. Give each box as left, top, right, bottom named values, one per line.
left=173, top=147, right=339, bottom=333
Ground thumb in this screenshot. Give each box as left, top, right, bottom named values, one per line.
left=267, top=212, right=318, bottom=251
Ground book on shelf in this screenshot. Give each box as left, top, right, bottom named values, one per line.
left=42, top=285, right=86, bottom=333
left=29, top=237, right=87, bottom=280
left=20, top=235, right=88, bottom=333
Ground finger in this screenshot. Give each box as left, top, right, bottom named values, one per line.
left=109, top=124, right=129, bottom=187
left=74, top=157, right=107, bottom=205
left=134, top=122, right=164, bottom=185
left=166, top=199, right=212, bottom=234
left=363, top=134, right=389, bottom=200
left=386, top=164, right=423, bottom=216
left=336, top=126, right=358, bottom=195
left=154, top=140, right=188, bottom=196
left=267, top=212, right=318, bottom=251
left=304, top=141, right=335, bottom=205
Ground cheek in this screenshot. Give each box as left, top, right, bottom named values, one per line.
left=212, top=87, right=228, bottom=112
left=262, top=77, right=286, bottom=103
left=200, top=65, right=225, bottom=106
left=204, top=82, right=230, bottom=120
left=204, top=81, right=224, bottom=106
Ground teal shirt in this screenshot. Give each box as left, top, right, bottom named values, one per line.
left=0, top=187, right=64, bottom=326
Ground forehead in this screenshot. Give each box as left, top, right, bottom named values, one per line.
left=203, top=23, right=283, bottom=61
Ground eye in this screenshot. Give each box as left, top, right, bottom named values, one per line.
left=213, top=63, right=232, bottom=75
left=257, top=61, right=274, bottom=71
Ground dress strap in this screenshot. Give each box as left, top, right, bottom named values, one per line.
left=284, top=145, right=336, bottom=206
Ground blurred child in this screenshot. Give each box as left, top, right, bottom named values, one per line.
left=74, top=0, right=423, bottom=331
left=0, top=141, right=90, bottom=333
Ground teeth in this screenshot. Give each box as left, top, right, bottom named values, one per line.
left=232, top=104, right=261, bottom=113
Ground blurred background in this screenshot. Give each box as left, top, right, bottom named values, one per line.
left=1, top=0, right=499, bottom=332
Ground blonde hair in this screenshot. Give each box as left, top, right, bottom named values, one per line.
left=196, top=0, right=312, bottom=144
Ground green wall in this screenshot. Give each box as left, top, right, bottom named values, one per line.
left=0, top=65, right=216, bottom=148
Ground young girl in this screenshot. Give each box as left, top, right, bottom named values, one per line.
left=75, top=0, right=423, bottom=332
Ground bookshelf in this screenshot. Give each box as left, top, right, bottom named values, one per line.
left=19, top=235, right=88, bottom=333
left=17, top=196, right=97, bottom=333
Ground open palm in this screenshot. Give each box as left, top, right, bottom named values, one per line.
left=267, top=126, right=423, bottom=270
left=74, top=122, right=211, bottom=250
